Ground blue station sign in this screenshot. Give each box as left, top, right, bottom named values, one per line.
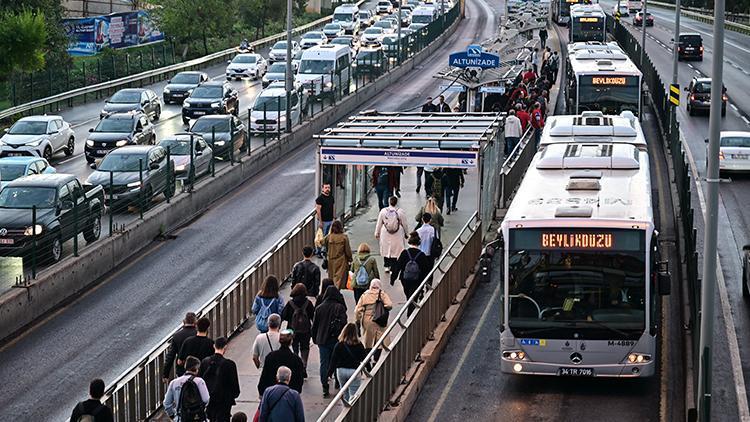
left=449, top=45, right=500, bottom=69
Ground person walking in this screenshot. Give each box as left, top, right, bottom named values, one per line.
left=375, top=196, right=409, bottom=273
left=539, top=27, right=548, bottom=49
left=291, top=245, right=321, bottom=297
left=416, top=166, right=424, bottom=193
left=281, top=284, right=315, bottom=377
left=231, top=413, right=248, bottom=422
left=315, top=182, right=334, bottom=257
left=323, top=220, right=353, bottom=289
left=200, top=337, right=240, bottom=422
left=311, top=285, right=348, bottom=398
left=355, top=279, right=393, bottom=348
left=436, top=95, right=451, bottom=112
left=516, top=103, right=530, bottom=132
left=164, top=356, right=210, bottom=422
left=252, top=276, right=285, bottom=333
left=389, top=166, right=403, bottom=198
left=258, top=329, right=305, bottom=396
left=328, top=323, right=368, bottom=401
left=314, top=278, right=340, bottom=310
left=416, top=197, right=444, bottom=238
left=416, top=213, right=437, bottom=265
left=350, top=242, right=380, bottom=304
left=531, top=47, right=540, bottom=74
left=373, top=166, right=391, bottom=209
left=258, top=366, right=305, bottom=422
left=547, top=51, right=559, bottom=84
left=504, top=109, right=523, bottom=156
left=252, top=314, right=282, bottom=369
left=421, top=96, right=437, bottom=112
left=431, top=168, right=445, bottom=211
left=443, top=168, right=464, bottom=214
left=70, top=379, right=114, bottom=422
left=390, top=232, right=433, bottom=316
left=530, top=102, right=545, bottom=149
left=163, top=312, right=198, bottom=382
left=178, top=317, right=215, bottom=366
left=423, top=166, right=435, bottom=197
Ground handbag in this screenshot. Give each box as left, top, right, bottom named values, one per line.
left=314, top=227, right=324, bottom=248
left=372, top=291, right=389, bottom=327
left=345, top=271, right=354, bottom=290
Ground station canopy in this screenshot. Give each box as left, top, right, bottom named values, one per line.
left=314, top=111, right=503, bottom=168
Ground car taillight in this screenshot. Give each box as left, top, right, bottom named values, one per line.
left=700, top=46, right=704, bottom=52
left=719, top=151, right=725, bottom=160
left=723, top=94, right=728, bottom=101
left=691, top=94, right=696, bottom=101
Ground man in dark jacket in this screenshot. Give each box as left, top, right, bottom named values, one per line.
left=258, top=330, right=305, bottom=396
left=391, top=233, right=433, bottom=316
left=258, top=366, right=304, bottom=422
left=291, top=246, right=321, bottom=296
left=443, top=168, right=465, bottom=214
left=162, top=312, right=198, bottom=382
left=421, top=96, right=437, bottom=113
left=436, top=95, right=451, bottom=112
left=70, top=379, right=114, bottom=422
left=311, top=285, right=348, bottom=397
left=200, top=337, right=240, bottom=422
left=178, top=317, right=214, bottom=366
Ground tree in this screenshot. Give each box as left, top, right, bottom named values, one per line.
left=0, top=9, right=47, bottom=77
left=150, top=0, right=237, bottom=56
left=1, top=0, right=69, bottom=67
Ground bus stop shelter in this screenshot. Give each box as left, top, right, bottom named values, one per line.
left=313, top=111, right=505, bottom=232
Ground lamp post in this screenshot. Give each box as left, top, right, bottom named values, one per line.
left=285, top=0, right=294, bottom=132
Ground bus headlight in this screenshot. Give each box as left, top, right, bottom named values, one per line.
left=502, top=350, right=527, bottom=361
left=626, top=353, right=651, bottom=363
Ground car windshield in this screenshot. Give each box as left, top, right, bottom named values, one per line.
left=98, top=153, right=149, bottom=172
left=190, top=118, right=230, bottom=133
left=325, top=24, right=340, bottom=30
left=365, top=28, right=383, bottom=34
left=158, top=139, right=192, bottom=155
left=412, top=14, right=432, bottom=23
left=694, top=82, right=711, bottom=93
left=0, top=186, right=56, bottom=209
left=334, top=13, right=353, bottom=21
left=272, top=41, right=287, bottom=49
left=303, top=32, right=323, bottom=39
left=680, top=35, right=702, bottom=45
left=332, top=38, right=350, bottom=45
left=357, top=50, right=380, bottom=60
left=255, top=95, right=292, bottom=111
left=94, top=119, right=133, bottom=133
left=721, top=136, right=750, bottom=147
left=268, top=63, right=288, bottom=73
left=190, top=86, right=222, bottom=99
left=8, top=121, right=47, bottom=135
left=109, top=91, right=141, bottom=103
left=299, top=59, right=334, bottom=74
left=375, top=21, right=392, bottom=28
left=233, top=55, right=257, bottom=64
left=0, top=164, right=27, bottom=181
left=171, top=73, right=201, bottom=84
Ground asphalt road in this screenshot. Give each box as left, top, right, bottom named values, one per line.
left=0, top=0, right=491, bottom=420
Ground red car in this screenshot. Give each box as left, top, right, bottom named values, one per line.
left=633, top=11, right=654, bottom=26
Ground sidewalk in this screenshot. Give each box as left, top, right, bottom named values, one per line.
left=190, top=166, right=479, bottom=420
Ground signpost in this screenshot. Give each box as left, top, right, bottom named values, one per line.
left=449, top=45, right=500, bottom=69
left=320, top=147, right=478, bottom=168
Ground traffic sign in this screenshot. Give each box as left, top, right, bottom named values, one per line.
left=479, top=86, right=506, bottom=94
left=440, top=84, right=466, bottom=92
left=449, top=45, right=500, bottom=69
left=669, top=84, right=680, bottom=106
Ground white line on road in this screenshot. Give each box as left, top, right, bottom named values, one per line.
left=680, top=131, right=750, bottom=422
left=742, top=116, right=750, bottom=125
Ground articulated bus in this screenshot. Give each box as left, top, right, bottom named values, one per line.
left=569, top=4, right=607, bottom=42
left=498, top=111, right=670, bottom=378
left=565, top=42, right=643, bottom=115
left=551, top=0, right=588, bottom=25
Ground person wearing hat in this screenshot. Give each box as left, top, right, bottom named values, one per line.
left=162, top=312, right=197, bottom=382
left=257, top=329, right=305, bottom=396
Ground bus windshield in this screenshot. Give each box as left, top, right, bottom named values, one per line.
left=578, top=75, right=640, bottom=115
left=571, top=17, right=605, bottom=42
left=507, top=228, right=646, bottom=339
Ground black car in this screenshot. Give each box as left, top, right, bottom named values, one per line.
left=0, top=174, right=103, bottom=263
left=677, top=33, right=703, bottom=61
left=182, top=81, right=240, bottom=125
left=86, top=145, right=175, bottom=209
left=163, top=71, right=210, bottom=104
left=85, top=112, right=156, bottom=164
left=100, top=88, right=162, bottom=121
left=686, top=77, right=726, bottom=117
left=189, top=115, right=247, bottom=159
left=354, top=48, right=386, bottom=76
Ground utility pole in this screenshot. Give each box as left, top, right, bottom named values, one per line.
left=697, top=0, right=726, bottom=418
left=397, top=1, right=402, bottom=61
left=640, top=0, right=647, bottom=70
left=671, top=0, right=680, bottom=86
left=285, top=0, right=293, bottom=132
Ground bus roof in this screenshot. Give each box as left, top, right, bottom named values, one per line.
left=567, top=42, right=642, bottom=77
left=540, top=111, right=647, bottom=148
left=570, top=3, right=606, bottom=17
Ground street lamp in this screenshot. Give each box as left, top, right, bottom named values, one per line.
left=285, top=0, right=293, bottom=132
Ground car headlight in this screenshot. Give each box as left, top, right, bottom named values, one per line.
left=24, top=225, right=43, bottom=236
left=210, top=102, right=221, bottom=108
left=126, top=181, right=142, bottom=188
left=115, top=140, right=128, bottom=147
left=164, top=87, right=171, bottom=94
left=626, top=353, right=652, bottom=364
left=183, top=100, right=192, bottom=107
left=174, top=164, right=186, bottom=172
left=215, top=140, right=226, bottom=146
left=250, top=116, right=258, bottom=122
left=86, top=140, right=94, bottom=147
left=326, top=81, right=333, bottom=88
left=26, top=138, right=44, bottom=147
left=502, top=350, right=527, bottom=361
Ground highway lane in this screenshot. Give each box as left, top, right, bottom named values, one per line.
left=0, top=0, right=494, bottom=420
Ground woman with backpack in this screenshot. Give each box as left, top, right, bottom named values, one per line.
left=327, top=322, right=369, bottom=401
left=350, top=242, right=380, bottom=304
left=252, top=276, right=285, bottom=333
left=323, top=220, right=353, bottom=290
left=415, top=197, right=444, bottom=238
left=375, top=196, right=409, bottom=273
left=281, top=284, right=315, bottom=377
left=355, top=279, right=393, bottom=348
left=390, top=232, right=433, bottom=317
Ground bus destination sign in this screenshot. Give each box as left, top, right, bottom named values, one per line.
left=578, top=17, right=600, bottom=22
left=591, top=76, right=628, bottom=85
left=541, top=232, right=614, bottom=249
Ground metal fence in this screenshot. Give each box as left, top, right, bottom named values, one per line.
left=498, top=126, right=534, bottom=208
left=318, top=212, right=483, bottom=422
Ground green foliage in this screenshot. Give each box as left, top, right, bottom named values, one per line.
left=150, top=0, right=238, bottom=55
left=0, top=9, right=47, bottom=76
left=1, top=0, right=69, bottom=67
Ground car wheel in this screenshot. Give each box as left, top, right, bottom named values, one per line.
left=65, top=137, right=75, bottom=156
left=43, top=146, right=53, bottom=162
left=743, top=259, right=750, bottom=298
left=48, top=234, right=63, bottom=263
left=153, top=105, right=161, bottom=121
left=83, top=210, right=102, bottom=243
left=688, top=104, right=695, bottom=116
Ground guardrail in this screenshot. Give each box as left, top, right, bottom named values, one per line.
left=498, top=126, right=534, bottom=208
left=95, top=211, right=315, bottom=421
left=648, top=0, right=750, bottom=35
left=0, top=0, right=364, bottom=122
left=318, top=212, right=483, bottom=422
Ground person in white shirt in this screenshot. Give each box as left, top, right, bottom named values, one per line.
left=416, top=213, right=436, bottom=261
left=252, top=314, right=282, bottom=368
left=505, top=109, right=523, bottom=155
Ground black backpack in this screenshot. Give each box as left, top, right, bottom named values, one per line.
left=178, top=376, right=206, bottom=421
left=290, top=300, right=312, bottom=333
left=430, top=228, right=443, bottom=259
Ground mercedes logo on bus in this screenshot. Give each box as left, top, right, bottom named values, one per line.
left=0, top=228, right=7, bottom=236
left=570, top=352, right=583, bottom=364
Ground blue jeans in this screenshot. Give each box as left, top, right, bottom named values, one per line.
left=336, top=367, right=361, bottom=401
left=505, top=136, right=520, bottom=156
left=375, top=185, right=389, bottom=209
left=533, top=128, right=542, bottom=150
left=319, top=341, right=337, bottom=390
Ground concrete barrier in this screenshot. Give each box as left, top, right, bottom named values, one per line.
left=0, top=15, right=463, bottom=344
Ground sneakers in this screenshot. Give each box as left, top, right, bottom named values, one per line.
left=323, top=390, right=330, bottom=398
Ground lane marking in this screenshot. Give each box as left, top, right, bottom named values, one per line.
left=742, top=116, right=750, bottom=125
left=680, top=131, right=750, bottom=422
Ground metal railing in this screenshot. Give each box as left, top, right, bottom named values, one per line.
left=318, top=212, right=483, bottom=421
left=648, top=0, right=750, bottom=34
left=498, top=126, right=534, bottom=208
left=96, top=211, right=315, bottom=421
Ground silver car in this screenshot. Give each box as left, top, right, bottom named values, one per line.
left=712, top=131, right=750, bottom=175
left=300, top=31, right=328, bottom=49
left=0, top=115, right=75, bottom=161
left=268, top=40, right=300, bottom=63
left=158, top=133, right=213, bottom=180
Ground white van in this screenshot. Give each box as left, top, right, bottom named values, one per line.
left=411, top=5, right=439, bottom=24
left=296, top=44, right=352, bottom=97
left=333, top=4, right=360, bottom=34
left=250, top=85, right=306, bottom=133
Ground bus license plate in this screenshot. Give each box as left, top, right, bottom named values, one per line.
left=558, top=367, right=594, bottom=377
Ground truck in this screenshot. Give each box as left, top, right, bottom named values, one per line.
left=0, top=173, right=104, bottom=263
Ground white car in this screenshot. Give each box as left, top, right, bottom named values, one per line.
left=613, top=3, right=629, bottom=16
left=225, top=53, right=267, bottom=80
left=323, top=23, right=346, bottom=40
left=361, top=27, right=386, bottom=46
left=377, top=0, right=394, bottom=14
left=262, top=62, right=298, bottom=88
left=250, top=86, right=306, bottom=133
left=300, top=31, right=328, bottom=49
left=373, top=19, right=396, bottom=34
left=0, top=115, right=75, bottom=161
left=713, top=131, right=750, bottom=175
left=268, top=40, right=300, bottom=63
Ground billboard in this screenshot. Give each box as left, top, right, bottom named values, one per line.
left=62, top=10, right=164, bottom=56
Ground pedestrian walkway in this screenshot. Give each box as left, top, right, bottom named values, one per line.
left=152, top=166, right=478, bottom=421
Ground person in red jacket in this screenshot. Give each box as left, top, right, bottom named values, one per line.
left=530, top=102, right=545, bottom=149
left=515, top=104, right=531, bottom=133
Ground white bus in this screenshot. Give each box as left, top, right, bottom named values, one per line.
left=551, top=0, right=588, bottom=25
left=569, top=4, right=606, bottom=42
left=499, top=111, right=670, bottom=378
left=333, top=4, right=360, bottom=34
left=566, top=42, right=642, bottom=116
